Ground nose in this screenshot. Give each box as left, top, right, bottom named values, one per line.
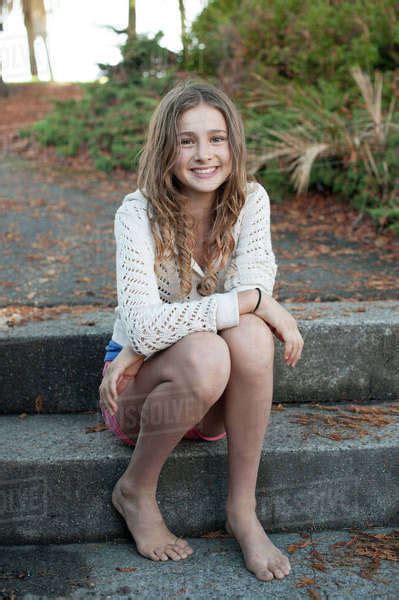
left=194, top=140, right=213, bottom=162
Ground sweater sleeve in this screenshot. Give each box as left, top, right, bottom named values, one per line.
left=224, top=183, right=278, bottom=296
left=115, top=205, right=239, bottom=359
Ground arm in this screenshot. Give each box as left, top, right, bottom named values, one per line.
left=223, top=182, right=278, bottom=297
left=115, top=204, right=246, bottom=360
left=224, top=183, right=303, bottom=367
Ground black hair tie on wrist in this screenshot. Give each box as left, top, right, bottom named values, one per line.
left=253, top=287, right=262, bottom=313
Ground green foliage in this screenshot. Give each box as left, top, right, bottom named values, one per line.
left=190, top=0, right=398, bottom=92
left=243, top=106, right=300, bottom=201
left=98, top=31, right=180, bottom=84
left=19, top=6, right=398, bottom=233
left=27, top=81, right=162, bottom=171
left=21, top=31, right=182, bottom=172
left=235, top=66, right=399, bottom=233
left=367, top=207, right=399, bottom=234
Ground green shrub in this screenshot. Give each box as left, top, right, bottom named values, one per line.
left=239, top=67, right=399, bottom=234
left=20, top=32, right=180, bottom=172
left=23, top=80, right=163, bottom=171
left=190, top=0, right=398, bottom=94
left=19, top=15, right=398, bottom=234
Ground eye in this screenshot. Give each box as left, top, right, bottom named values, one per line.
left=212, top=136, right=226, bottom=143
left=180, top=138, right=193, bottom=145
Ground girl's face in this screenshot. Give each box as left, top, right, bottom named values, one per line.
left=173, top=103, right=232, bottom=204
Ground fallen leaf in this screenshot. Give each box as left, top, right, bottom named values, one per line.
left=309, top=548, right=325, bottom=562
left=311, top=561, right=327, bottom=572
left=307, top=590, right=322, bottom=600
left=295, top=576, right=316, bottom=588
left=85, top=422, right=109, bottom=433
left=201, top=529, right=231, bottom=538
left=35, top=394, right=45, bottom=414
left=330, top=539, right=355, bottom=549
left=288, top=538, right=312, bottom=553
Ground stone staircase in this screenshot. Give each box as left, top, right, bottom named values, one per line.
left=0, top=300, right=398, bottom=597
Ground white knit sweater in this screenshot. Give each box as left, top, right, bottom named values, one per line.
left=111, top=181, right=278, bottom=361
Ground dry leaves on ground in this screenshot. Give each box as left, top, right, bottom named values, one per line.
left=306, top=591, right=322, bottom=600
left=290, top=402, right=399, bottom=440
left=85, top=422, right=109, bottom=433
left=328, top=529, right=399, bottom=581
left=288, top=532, right=312, bottom=553
left=0, top=304, right=107, bottom=328
left=295, top=576, right=317, bottom=588
left=291, top=528, right=398, bottom=584
left=200, top=529, right=231, bottom=539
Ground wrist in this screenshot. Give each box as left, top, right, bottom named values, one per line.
left=255, top=293, right=275, bottom=318
left=237, top=289, right=259, bottom=315
left=253, top=287, right=262, bottom=313
left=126, top=345, right=145, bottom=362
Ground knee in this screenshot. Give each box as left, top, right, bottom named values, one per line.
left=178, top=332, right=231, bottom=403
left=221, top=313, right=275, bottom=378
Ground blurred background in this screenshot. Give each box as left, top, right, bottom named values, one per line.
left=0, top=0, right=397, bottom=232
left=0, top=0, right=206, bottom=82
left=0, top=0, right=398, bottom=314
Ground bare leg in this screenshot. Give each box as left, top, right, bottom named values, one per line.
left=111, top=332, right=231, bottom=562
left=219, top=314, right=291, bottom=581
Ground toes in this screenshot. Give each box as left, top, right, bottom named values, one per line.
left=173, top=546, right=188, bottom=559
left=148, top=550, right=160, bottom=561
left=257, top=569, right=274, bottom=581
left=273, top=568, right=285, bottom=579
left=282, top=563, right=291, bottom=575
left=159, top=553, right=169, bottom=561
left=172, top=542, right=190, bottom=559
left=176, top=551, right=188, bottom=560
left=278, top=556, right=291, bottom=575
left=164, top=545, right=182, bottom=561
left=174, top=538, right=193, bottom=555
left=154, top=548, right=169, bottom=561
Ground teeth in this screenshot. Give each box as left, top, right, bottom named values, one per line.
left=192, top=167, right=217, bottom=174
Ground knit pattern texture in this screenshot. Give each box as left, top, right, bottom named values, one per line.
left=112, top=181, right=277, bottom=359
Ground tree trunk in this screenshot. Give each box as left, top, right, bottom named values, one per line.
left=22, top=0, right=52, bottom=80
left=0, top=0, right=9, bottom=94
left=178, top=0, right=188, bottom=68
left=0, top=64, right=9, bottom=96
left=22, top=0, right=38, bottom=77
left=127, top=0, right=136, bottom=41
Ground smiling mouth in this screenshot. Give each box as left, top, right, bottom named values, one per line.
left=190, top=166, right=220, bottom=176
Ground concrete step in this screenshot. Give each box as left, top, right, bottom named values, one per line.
left=0, top=300, right=398, bottom=415
left=1, top=527, right=398, bottom=599
left=1, top=401, right=398, bottom=545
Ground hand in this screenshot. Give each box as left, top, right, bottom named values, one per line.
left=99, top=345, right=144, bottom=416
left=255, top=295, right=304, bottom=368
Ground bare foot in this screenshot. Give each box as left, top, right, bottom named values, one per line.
left=225, top=509, right=291, bottom=581
left=112, top=478, right=194, bottom=562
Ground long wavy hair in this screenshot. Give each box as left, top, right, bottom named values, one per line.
left=137, top=80, right=252, bottom=299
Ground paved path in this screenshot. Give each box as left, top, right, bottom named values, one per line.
left=1, top=528, right=397, bottom=598
left=1, top=154, right=398, bottom=308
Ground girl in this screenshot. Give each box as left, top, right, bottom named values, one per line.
left=99, top=81, right=303, bottom=581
